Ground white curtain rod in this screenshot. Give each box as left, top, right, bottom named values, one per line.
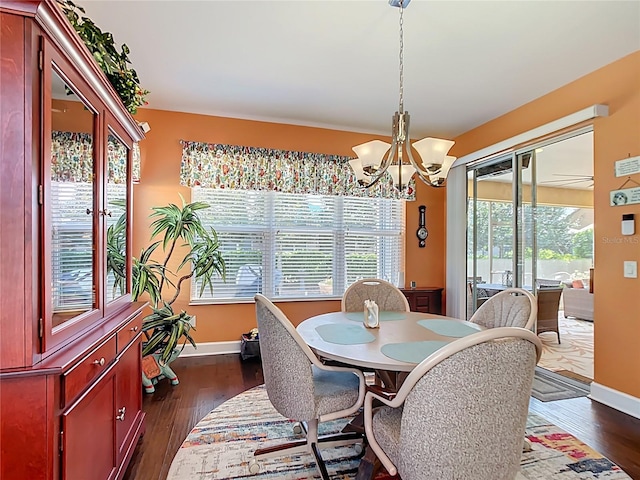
left=453, top=104, right=609, bottom=168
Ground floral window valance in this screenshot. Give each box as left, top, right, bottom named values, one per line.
left=51, top=131, right=140, bottom=183
left=179, top=140, right=415, bottom=200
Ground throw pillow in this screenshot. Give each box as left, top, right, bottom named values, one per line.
left=572, top=279, right=585, bottom=289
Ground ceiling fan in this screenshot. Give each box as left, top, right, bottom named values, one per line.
left=540, top=174, right=594, bottom=188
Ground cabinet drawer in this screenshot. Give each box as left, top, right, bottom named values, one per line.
left=415, top=295, right=431, bottom=308
left=63, top=337, right=116, bottom=406
left=117, top=315, right=142, bottom=353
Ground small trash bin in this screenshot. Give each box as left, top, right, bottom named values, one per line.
left=240, top=330, right=261, bottom=361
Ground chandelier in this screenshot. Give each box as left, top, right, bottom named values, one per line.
left=349, top=0, right=456, bottom=189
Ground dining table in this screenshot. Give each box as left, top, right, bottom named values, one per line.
left=296, top=310, right=485, bottom=384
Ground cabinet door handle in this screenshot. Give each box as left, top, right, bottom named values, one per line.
left=86, top=208, right=93, bottom=215
left=99, top=209, right=112, bottom=217
left=92, top=357, right=105, bottom=366
left=130, top=326, right=138, bottom=332
left=116, top=406, right=126, bottom=421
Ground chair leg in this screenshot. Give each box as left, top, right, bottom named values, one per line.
left=252, top=419, right=362, bottom=477
left=253, top=438, right=309, bottom=459
left=311, top=442, right=330, bottom=480
left=356, top=445, right=381, bottom=480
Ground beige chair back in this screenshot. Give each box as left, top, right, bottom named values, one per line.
left=364, top=327, right=542, bottom=480
left=469, top=287, right=537, bottom=330
left=341, top=278, right=409, bottom=312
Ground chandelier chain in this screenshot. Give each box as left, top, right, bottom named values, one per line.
left=398, top=0, right=404, bottom=113
left=349, top=0, right=455, bottom=190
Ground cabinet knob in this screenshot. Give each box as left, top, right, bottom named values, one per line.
left=86, top=208, right=93, bottom=215
left=116, top=406, right=126, bottom=421
left=130, top=326, right=138, bottom=332
left=92, top=357, right=105, bottom=366
left=100, top=209, right=112, bottom=217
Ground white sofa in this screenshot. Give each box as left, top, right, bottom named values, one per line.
left=562, top=286, right=594, bottom=322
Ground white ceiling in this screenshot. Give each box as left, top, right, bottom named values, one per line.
left=478, top=131, right=595, bottom=190
left=79, top=0, right=640, bottom=140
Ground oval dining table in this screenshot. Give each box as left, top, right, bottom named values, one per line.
left=296, top=310, right=485, bottom=384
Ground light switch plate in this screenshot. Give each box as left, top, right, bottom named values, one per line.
left=623, top=261, right=637, bottom=278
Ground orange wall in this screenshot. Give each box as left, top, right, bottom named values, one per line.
left=453, top=51, right=640, bottom=399
left=52, top=99, right=93, bottom=132
left=131, top=111, right=446, bottom=344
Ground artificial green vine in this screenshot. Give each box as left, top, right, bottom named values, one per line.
left=57, top=0, right=149, bottom=115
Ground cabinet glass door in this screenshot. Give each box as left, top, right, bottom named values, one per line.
left=48, top=66, right=97, bottom=329
left=106, top=129, right=130, bottom=303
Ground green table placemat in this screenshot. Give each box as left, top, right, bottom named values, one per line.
left=417, top=319, right=482, bottom=338
left=344, top=311, right=407, bottom=322
left=381, top=341, right=451, bottom=364
left=315, top=323, right=376, bottom=345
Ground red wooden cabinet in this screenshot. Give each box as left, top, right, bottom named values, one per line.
left=116, top=341, right=145, bottom=466
left=0, top=1, right=146, bottom=478
left=63, top=369, right=118, bottom=480
left=400, top=287, right=444, bottom=315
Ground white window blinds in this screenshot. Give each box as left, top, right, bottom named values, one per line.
left=50, top=182, right=94, bottom=311
left=191, top=188, right=405, bottom=301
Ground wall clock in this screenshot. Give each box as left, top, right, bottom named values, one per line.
left=417, top=205, right=428, bottom=248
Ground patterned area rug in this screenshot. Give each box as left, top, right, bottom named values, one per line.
left=538, top=316, right=594, bottom=380
left=167, top=385, right=630, bottom=480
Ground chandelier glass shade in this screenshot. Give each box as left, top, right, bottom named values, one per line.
left=349, top=0, right=456, bottom=189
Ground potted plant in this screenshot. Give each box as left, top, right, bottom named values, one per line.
left=58, top=0, right=149, bottom=114
left=107, top=196, right=225, bottom=392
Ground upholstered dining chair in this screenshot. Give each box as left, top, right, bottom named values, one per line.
left=251, top=294, right=366, bottom=479
left=469, top=287, right=537, bottom=330
left=341, top=278, right=410, bottom=313
left=362, top=327, right=542, bottom=480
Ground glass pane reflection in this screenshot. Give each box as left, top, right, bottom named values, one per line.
left=50, top=67, right=95, bottom=327
left=106, top=132, right=129, bottom=302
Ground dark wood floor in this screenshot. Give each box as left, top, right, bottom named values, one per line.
left=123, top=355, right=640, bottom=480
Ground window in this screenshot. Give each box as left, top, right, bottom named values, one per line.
left=191, top=188, right=404, bottom=301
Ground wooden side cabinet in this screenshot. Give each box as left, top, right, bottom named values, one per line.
left=401, top=287, right=444, bottom=315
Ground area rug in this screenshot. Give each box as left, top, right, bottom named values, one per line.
left=531, top=366, right=591, bottom=402
left=538, top=316, right=594, bottom=380
left=167, top=385, right=630, bottom=480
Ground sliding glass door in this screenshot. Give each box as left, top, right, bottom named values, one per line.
left=466, top=150, right=537, bottom=318
left=466, top=130, right=595, bottom=319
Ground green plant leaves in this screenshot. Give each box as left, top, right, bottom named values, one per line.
left=106, top=201, right=127, bottom=296
left=141, top=304, right=196, bottom=364
left=149, top=197, right=210, bottom=250
left=106, top=194, right=226, bottom=364
left=57, top=0, right=149, bottom=114
left=185, top=228, right=227, bottom=297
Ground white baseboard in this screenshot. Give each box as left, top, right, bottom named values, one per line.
left=179, top=341, right=241, bottom=357
left=589, top=382, right=640, bottom=419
